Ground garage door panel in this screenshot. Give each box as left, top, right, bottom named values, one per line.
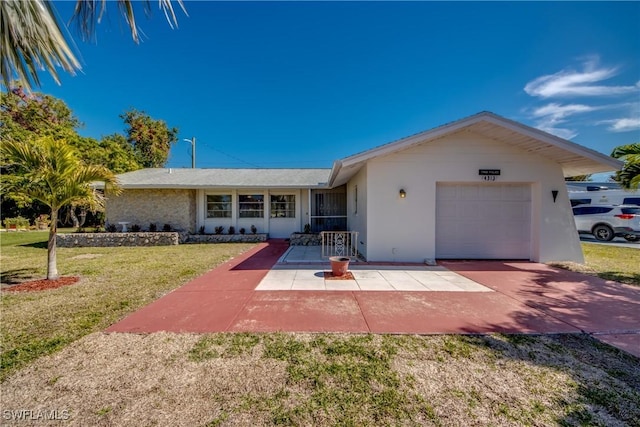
left=436, top=183, right=531, bottom=259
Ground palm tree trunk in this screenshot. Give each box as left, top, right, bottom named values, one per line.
left=47, top=208, right=59, bottom=280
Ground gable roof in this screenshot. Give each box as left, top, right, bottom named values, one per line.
left=328, top=111, right=624, bottom=187
left=116, top=168, right=331, bottom=189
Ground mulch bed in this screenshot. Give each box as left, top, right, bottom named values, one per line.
left=324, top=271, right=356, bottom=280
left=3, top=276, right=80, bottom=293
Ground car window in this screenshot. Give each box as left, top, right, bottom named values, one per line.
left=570, top=198, right=591, bottom=207
left=573, top=206, right=614, bottom=215
left=621, top=207, right=640, bottom=215
left=622, top=197, right=640, bottom=206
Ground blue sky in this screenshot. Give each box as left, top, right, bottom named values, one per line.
left=36, top=1, right=640, bottom=172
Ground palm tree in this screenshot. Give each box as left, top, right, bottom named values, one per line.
left=0, top=0, right=185, bottom=90
left=611, top=143, right=640, bottom=189
left=1, top=136, right=121, bottom=279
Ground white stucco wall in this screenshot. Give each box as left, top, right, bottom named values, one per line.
left=360, top=130, right=583, bottom=263
left=347, top=165, right=368, bottom=259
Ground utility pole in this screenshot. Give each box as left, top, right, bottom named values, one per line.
left=183, top=137, right=196, bottom=168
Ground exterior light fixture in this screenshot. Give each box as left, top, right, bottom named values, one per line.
left=399, top=189, right=407, bottom=198
left=551, top=190, right=558, bottom=203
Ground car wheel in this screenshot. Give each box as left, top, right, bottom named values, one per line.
left=592, top=225, right=615, bottom=241
left=624, top=235, right=639, bottom=242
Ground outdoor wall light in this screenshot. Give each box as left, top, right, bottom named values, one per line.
left=551, top=190, right=559, bottom=203
left=399, top=189, right=407, bottom=198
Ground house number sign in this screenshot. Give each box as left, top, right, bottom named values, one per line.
left=479, top=169, right=500, bottom=181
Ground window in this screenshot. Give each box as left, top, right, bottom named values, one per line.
left=239, top=195, right=264, bottom=218
left=570, top=198, right=591, bottom=207
left=207, top=195, right=232, bottom=218
left=623, top=197, right=640, bottom=206
left=621, top=207, right=640, bottom=215
left=572, top=206, right=614, bottom=215
left=270, top=195, right=295, bottom=218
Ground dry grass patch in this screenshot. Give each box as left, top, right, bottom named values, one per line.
left=1, top=332, right=638, bottom=426
left=0, top=231, right=256, bottom=380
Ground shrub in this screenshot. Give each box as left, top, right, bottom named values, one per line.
left=163, top=224, right=172, bottom=232
left=304, top=223, right=311, bottom=234
left=35, top=214, right=50, bottom=230
left=149, top=223, right=157, bottom=232
left=130, top=224, right=142, bottom=232
left=214, top=226, right=224, bottom=235
left=239, top=228, right=246, bottom=235
left=106, top=224, right=117, bottom=232
left=228, top=226, right=235, bottom=235
left=3, top=216, right=30, bottom=230
left=199, top=225, right=206, bottom=235
left=251, top=224, right=257, bottom=234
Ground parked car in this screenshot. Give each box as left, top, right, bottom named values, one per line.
left=572, top=205, right=640, bottom=242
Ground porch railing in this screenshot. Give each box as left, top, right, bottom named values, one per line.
left=321, top=231, right=359, bottom=259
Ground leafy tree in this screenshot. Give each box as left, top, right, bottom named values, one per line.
left=611, top=143, right=640, bottom=189
left=71, top=134, right=141, bottom=174
left=122, top=109, right=178, bottom=168
left=1, top=89, right=142, bottom=226
left=1, top=137, right=120, bottom=279
left=1, top=0, right=185, bottom=90
left=0, top=87, right=78, bottom=142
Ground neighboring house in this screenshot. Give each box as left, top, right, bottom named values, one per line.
left=106, top=112, right=622, bottom=263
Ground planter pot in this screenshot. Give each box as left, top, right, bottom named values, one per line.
left=329, top=256, right=350, bottom=277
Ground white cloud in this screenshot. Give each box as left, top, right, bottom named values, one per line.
left=602, top=117, right=640, bottom=132
left=535, top=124, right=578, bottom=140
left=529, top=102, right=599, bottom=139
left=524, top=57, right=638, bottom=98
left=532, top=103, right=597, bottom=119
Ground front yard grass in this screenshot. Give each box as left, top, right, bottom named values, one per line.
left=550, top=243, right=640, bottom=287
left=1, top=233, right=639, bottom=426
left=1, top=332, right=638, bottom=426
left=0, top=231, right=255, bottom=381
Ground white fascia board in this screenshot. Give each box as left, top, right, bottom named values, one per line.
left=118, top=184, right=330, bottom=190
left=480, top=114, right=624, bottom=170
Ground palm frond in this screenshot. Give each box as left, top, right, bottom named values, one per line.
left=72, top=0, right=186, bottom=43
left=0, top=0, right=80, bottom=90
left=1, top=136, right=121, bottom=210
left=611, top=143, right=640, bottom=159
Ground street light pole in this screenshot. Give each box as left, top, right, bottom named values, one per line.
left=183, top=137, right=196, bottom=168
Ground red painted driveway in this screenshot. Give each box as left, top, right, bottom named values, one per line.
left=106, top=242, right=640, bottom=357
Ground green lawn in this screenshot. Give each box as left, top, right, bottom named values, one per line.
left=0, top=231, right=255, bottom=380
left=549, top=243, right=640, bottom=287
left=1, top=233, right=639, bottom=426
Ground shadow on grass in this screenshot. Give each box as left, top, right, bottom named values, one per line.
left=1, top=268, right=39, bottom=285
left=20, top=241, right=48, bottom=249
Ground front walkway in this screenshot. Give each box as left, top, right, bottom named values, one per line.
left=106, top=240, right=640, bottom=358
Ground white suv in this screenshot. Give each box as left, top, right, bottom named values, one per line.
left=572, top=205, right=640, bottom=242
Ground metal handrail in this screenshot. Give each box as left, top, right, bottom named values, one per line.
left=320, top=231, right=358, bottom=259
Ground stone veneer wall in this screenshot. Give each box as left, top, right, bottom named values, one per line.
left=106, top=189, right=196, bottom=233
left=57, top=232, right=179, bottom=247
left=289, top=233, right=321, bottom=245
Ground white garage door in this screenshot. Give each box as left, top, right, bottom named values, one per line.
left=436, top=183, right=531, bottom=259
